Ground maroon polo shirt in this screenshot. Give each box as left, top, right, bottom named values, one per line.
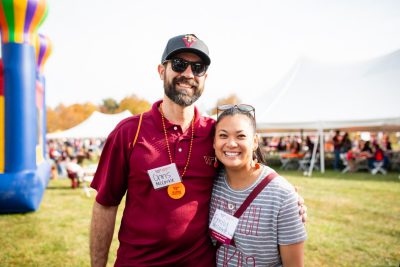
left=91, top=100, right=217, bottom=266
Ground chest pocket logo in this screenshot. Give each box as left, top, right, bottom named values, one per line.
left=203, top=156, right=217, bottom=166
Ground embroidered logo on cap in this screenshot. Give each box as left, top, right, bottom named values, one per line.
left=182, top=34, right=197, bottom=48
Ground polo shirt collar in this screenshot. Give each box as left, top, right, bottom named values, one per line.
left=150, top=100, right=209, bottom=137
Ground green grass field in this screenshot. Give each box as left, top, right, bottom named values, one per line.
left=0, top=170, right=399, bottom=267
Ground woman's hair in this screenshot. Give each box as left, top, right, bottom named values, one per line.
left=216, top=108, right=266, bottom=164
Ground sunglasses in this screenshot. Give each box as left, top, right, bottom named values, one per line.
left=216, top=104, right=256, bottom=119
left=164, top=58, right=208, bottom=77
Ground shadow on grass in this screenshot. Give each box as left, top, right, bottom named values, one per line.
left=269, top=165, right=400, bottom=183
left=46, top=179, right=77, bottom=190
left=46, top=185, right=74, bottom=190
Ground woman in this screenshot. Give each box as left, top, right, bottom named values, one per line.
left=209, top=104, right=306, bottom=267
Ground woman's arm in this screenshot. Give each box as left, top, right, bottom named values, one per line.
left=280, top=241, right=304, bottom=267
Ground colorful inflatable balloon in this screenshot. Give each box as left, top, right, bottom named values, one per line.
left=0, top=0, right=50, bottom=213
left=36, top=33, right=52, bottom=73
left=0, top=0, right=48, bottom=44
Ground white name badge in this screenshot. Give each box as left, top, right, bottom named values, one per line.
left=209, top=209, right=239, bottom=244
left=147, top=163, right=182, bottom=190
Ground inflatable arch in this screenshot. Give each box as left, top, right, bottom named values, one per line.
left=0, top=0, right=51, bottom=213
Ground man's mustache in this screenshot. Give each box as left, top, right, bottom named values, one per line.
left=173, top=76, right=198, bottom=88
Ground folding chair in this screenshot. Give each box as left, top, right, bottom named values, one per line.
left=371, top=161, right=387, bottom=175
left=390, top=152, right=400, bottom=171
left=280, top=153, right=302, bottom=170
left=298, top=154, right=320, bottom=172
left=81, top=176, right=93, bottom=197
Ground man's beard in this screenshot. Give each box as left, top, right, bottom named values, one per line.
left=164, top=76, right=203, bottom=107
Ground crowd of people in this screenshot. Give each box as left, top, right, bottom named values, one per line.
left=262, top=135, right=309, bottom=155
left=341, top=134, right=394, bottom=172
left=331, top=131, right=395, bottom=172
left=47, top=138, right=105, bottom=183
left=47, top=129, right=398, bottom=181
left=260, top=131, right=397, bottom=173
left=48, top=130, right=397, bottom=179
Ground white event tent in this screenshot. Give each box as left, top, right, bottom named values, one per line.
left=46, top=110, right=133, bottom=139
left=252, top=49, right=400, bottom=174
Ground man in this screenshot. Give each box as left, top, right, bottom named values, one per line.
left=90, top=34, right=306, bottom=267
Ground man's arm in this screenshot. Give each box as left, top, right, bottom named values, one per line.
left=90, top=201, right=118, bottom=267
left=280, top=242, right=304, bottom=267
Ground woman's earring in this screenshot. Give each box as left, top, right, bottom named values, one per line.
left=253, top=151, right=260, bottom=169
left=213, top=160, right=218, bottom=168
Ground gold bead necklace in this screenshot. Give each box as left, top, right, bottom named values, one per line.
left=159, top=105, right=195, bottom=178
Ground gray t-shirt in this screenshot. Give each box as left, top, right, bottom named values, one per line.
left=209, top=165, right=307, bottom=267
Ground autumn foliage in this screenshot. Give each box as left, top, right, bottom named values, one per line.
left=210, top=94, right=241, bottom=115
left=47, top=95, right=151, bottom=133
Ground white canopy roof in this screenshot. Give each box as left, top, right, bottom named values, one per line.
left=46, top=110, right=132, bottom=139
left=254, top=49, right=400, bottom=131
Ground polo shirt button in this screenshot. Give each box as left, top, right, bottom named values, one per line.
left=178, top=148, right=182, bottom=152
left=173, top=126, right=178, bottom=130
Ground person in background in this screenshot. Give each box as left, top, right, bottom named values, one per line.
left=332, top=130, right=342, bottom=171
left=210, top=104, right=306, bottom=267
left=371, top=141, right=389, bottom=172
left=305, top=136, right=315, bottom=154
left=289, top=136, right=302, bottom=154
left=66, top=156, right=85, bottom=189
left=382, top=134, right=392, bottom=169
left=277, top=137, right=287, bottom=152
left=341, top=132, right=352, bottom=154
left=382, top=134, right=392, bottom=152
left=373, top=142, right=385, bottom=163
left=360, top=141, right=374, bottom=169
left=346, top=146, right=360, bottom=172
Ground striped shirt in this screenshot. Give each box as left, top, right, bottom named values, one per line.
left=209, top=165, right=307, bottom=267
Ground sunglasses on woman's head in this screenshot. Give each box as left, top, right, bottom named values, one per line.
left=164, top=58, right=208, bottom=77
left=216, top=104, right=256, bottom=119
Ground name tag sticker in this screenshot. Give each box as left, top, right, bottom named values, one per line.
left=147, top=163, right=181, bottom=189
left=209, top=209, right=239, bottom=244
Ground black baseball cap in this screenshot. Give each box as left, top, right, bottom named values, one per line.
left=161, top=34, right=211, bottom=65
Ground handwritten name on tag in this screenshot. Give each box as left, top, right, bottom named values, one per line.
left=209, top=209, right=239, bottom=244
left=147, top=163, right=181, bottom=189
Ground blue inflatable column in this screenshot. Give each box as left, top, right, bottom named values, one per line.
left=0, top=0, right=50, bottom=213
left=3, top=43, right=37, bottom=172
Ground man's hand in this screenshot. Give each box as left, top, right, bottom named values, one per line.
left=295, top=186, right=307, bottom=224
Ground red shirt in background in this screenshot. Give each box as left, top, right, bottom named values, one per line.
left=375, top=149, right=384, bottom=161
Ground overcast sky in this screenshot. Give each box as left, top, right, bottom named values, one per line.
left=40, top=0, right=400, bottom=112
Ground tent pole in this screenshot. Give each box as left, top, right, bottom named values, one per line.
left=306, top=131, right=319, bottom=177
left=319, top=128, right=325, bottom=173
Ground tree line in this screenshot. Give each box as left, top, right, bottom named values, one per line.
left=46, top=94, right=151, bottom=133
left=47, top=94, right=240, bottom=133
